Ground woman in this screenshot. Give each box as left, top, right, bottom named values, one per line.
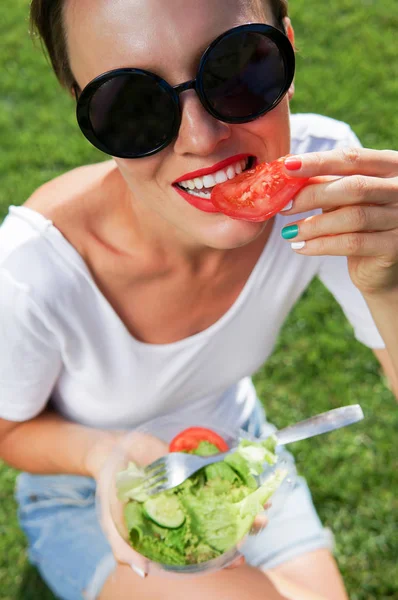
left=0, top=0, right=397, bottom=598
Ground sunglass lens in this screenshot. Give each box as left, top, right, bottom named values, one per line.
left=88, top=72, right=179, bottom=157
left=202, top=30, right=290, bottom=121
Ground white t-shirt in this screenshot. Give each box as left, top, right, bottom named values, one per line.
left=0, top=114, right=385, bottom=431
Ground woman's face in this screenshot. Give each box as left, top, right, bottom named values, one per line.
left=66, top=0, right=293, bottom=250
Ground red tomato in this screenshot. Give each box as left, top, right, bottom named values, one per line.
left=169, top=427, right=229, bottom=453
left=211, top=156, right=310, bottom=222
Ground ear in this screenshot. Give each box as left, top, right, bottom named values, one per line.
left=283, top=17, right=295, bottom=47
left=283, top=17, right=295, bottom=101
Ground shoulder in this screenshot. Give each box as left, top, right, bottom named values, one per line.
left=0, top=211, right=81, bottom=318
left=0, top=159, right=109, bottom=311
left=290, top=113, right=362, bottom=153
left=0, top=159, right=124, bottom=315
left=24, top=159, right=117, bottom=221
left=0, top=159, right=122, bottom=291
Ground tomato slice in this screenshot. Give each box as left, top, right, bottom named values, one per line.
left=169, top=427, right=229, bottom=453
left=211, top=156, right=310, bottom=222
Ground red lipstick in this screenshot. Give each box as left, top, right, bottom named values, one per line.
left=173, top=154, right=252, bottom=184
left=174, top=186, right=219, bottom=213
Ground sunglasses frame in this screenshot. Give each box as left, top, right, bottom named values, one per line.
left=76, top=23, right=295, bottom=159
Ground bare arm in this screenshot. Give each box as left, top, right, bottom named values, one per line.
left=364, top=289, right=398, bottom=401
left=373, top=347, right=398, bottom=400
left=0, top=410, right=118, bottom=478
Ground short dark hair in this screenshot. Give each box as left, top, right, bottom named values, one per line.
left=30, top=0, right=289, bottom=90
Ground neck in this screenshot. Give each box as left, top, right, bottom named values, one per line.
left=95, top=163, right=271, bottom=271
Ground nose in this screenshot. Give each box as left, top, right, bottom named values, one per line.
left=173, top=90, right=231, bottom=157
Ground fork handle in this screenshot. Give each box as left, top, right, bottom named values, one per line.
left=199, top=405, right=364, bottom=467
left=274, top=404, right=364, bottom=446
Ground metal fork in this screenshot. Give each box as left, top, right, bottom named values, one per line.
left=143, top=404, right=364, bottom=496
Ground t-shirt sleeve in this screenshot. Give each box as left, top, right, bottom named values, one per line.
left=0, top=268, right=62, bottom=421
left=335, top=123, right=362, bottom=149
left=317, top=255, right=385, bottom=349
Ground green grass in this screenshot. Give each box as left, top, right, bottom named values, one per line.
left=0, top=1, right=397, bottom=598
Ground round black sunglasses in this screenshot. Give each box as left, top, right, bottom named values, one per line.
left=75, top=23, right=295, bottom=159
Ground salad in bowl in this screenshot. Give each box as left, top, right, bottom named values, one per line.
left=97, top=418, right=291, bottom=577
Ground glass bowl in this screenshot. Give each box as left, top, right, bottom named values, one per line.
left=96, top=414, right=294, bottom=578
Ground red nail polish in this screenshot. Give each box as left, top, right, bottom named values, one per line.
left=284, top=157, right=302, bottom=171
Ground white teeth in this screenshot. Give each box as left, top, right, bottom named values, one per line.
left=226, top=166, right=236, bottom=179
left=203, top=174, right=216, bottom=188
left=215, top=170, right=228, bottom=184
left=193, top=177, right=204, bottom=190
left=178, top=158, right=250, bottom=194
left=195, top=190, right=212, bottom=199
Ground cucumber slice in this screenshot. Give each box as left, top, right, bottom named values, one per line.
left=143, top=495, right=185, bottom=529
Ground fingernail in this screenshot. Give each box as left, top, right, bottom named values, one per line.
left=131, top=563, right=147, bottom=578
left=284, top=157, right=302, bottom=171
left=280, top=199, right=294, bottom=212
left=291, top=241, right=306, bottom=250
left=281, top=224, right=299, bottom=240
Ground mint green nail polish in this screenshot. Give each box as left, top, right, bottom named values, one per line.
left=281, top=225, right=299, bottom=240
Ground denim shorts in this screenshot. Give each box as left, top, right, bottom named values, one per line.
left=16, top=402, right=333, bottom=600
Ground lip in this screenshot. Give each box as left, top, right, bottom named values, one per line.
left=174, top=186, right=219, bottom=213
left=173, top=153, right=253, bottom=184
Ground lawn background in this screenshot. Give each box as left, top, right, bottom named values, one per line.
left=0, top=1, right=397, bottom=599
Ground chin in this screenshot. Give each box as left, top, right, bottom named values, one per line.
left=194, top=216, right=268, bottom=250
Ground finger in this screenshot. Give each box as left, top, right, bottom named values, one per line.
left=282, top=206, right=398, bottom=242
left=284, top=148, right=398, bottom=179
left=123, top=431, right=169, bottom=466
left=225, top=555, right=246, bottom=570
left=102, top=508, right=149, bottom=572
left=250, top=514, right=269, bottom=534
left=289, top=231, right=398, bottom=258
left=283, top=175, right=398, bottom=214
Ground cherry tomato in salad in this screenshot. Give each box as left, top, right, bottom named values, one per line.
left=211, top=156, right=310, bottom=222
left=169, top=427, right=229, bottom=453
